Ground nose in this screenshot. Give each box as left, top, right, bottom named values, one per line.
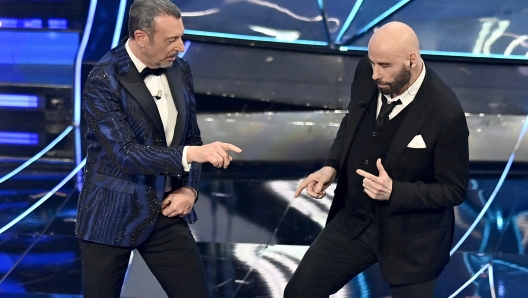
left=371, top=64, right=381, bottom=81
left=175, top=38, right=185, bottom=53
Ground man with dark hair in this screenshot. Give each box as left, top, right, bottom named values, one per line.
left=285, top=22, right=469, bottom=297
left=76, top=0, right=241, bottom=297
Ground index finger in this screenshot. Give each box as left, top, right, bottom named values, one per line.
left=294, top=179, right=311, bottom=198
left=220, top=143, right=242, bottom=153
left=356, top=169, right=376, bottom=180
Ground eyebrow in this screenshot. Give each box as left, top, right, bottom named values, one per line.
left=369, top=59, right=391, bottom=66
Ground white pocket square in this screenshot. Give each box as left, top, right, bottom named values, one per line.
left=407, top=135, right=426, bottom=148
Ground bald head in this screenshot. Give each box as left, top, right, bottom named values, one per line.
left=367, top=22, right=423, bottom=97
left=368, top=21, right=420, bottom=63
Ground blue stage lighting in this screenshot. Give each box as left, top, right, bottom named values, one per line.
left=0, top=18, right=42, bottom=29
left=0, top=94, right=39, bottom=108
left=48, top=18, right=68, bottom=30
left=0, top=132, right=39, bottom=145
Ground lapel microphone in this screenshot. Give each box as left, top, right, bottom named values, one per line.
left=154, top=90, right=162, bottom=100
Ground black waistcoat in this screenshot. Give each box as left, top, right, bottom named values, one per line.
left=343, top=94, right=409, bottom=234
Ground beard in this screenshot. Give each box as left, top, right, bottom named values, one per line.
left=158, top=60, right=174, bottom=68
left=375, top=65, right=411, bottom=95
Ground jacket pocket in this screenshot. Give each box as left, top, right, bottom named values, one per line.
left=92, top=173, right=136, bottom=195
left=404, top=208, right=450, bottom=233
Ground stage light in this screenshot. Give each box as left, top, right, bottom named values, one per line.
left=0, top=94, right=39, bottom=109
left=48, top=18, right=68, bottom=30
left=0, top=18, right=42, bottom=29
left=0, top=132, right=39, bottom=145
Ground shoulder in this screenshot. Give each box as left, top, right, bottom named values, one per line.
left=174, top=57, right=192, bottom=74
left=173, top=57, right=194, bottom=84
left=90, top=43, right=130, bottom=78
left=350, top=55, right=376, bottom=90
left=426, top=67, right=461, bottom=106
left=424, top=66, right=465, bottom=119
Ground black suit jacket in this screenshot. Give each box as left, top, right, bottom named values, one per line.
left=75, top=40, right=203, bottom=247
left=325, top=57, right=469, bottom=285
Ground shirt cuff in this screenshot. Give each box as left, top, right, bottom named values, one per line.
left=182, top=146, right=191, bottom=172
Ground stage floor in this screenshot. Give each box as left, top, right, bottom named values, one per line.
left=0, top=163, right=527, bottom=298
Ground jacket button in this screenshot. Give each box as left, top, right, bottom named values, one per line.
left=364, top=160, right=369, bottom=165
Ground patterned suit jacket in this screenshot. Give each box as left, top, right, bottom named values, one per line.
left=75, top=40, right=203, bottom=247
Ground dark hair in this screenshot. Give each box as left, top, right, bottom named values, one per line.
left=128, top=0, right=181, bottom=38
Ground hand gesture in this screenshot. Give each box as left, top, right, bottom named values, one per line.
left=356, top=158, right=393, bottom=201
left=161, top=187, right=196, bottom=217
left=294, top=166, right=337, bottom=199
left=187, top=141, right=242, bottom=169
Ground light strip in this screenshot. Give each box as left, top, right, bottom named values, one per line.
left=335, top=0, right=364, bottom=44
left=0, top=126, right=73, bottom=184
left=0, top=132, right=38, bottom=145
left=0, top=94, right=38, bottom=108
left=338, top=46, right=528, bottom=61
left=354, top=0, right=412, bottom=36
left=421, top=49, right=528, bottom=60
left=317, top=0, right=333, bottom=47
left=178, top=41, right=191, bottom=58
left=488, top=264, right=497, bottom=298
left=0, top=158, right=86, bottom=235
left=48, top=18, right=68, bottom=30
left=492, top=259, right=528, bottom=273
left=448, top=263, right=490, bottom=298
left=184, top=29, right=328, bottom=46
left=75, top=126, right=83, bottom=191
left=0, top=18, right=42, bottom=29
left=450, top=116, right=528, bottom=255
left=74, top=0, right=99, bottom=126
left=111, top=0, right=128, bottom=48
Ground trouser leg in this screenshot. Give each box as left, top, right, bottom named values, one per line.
left=138, top=215, right=211, bottom=298
left=389, top=278, right=437, bottom=298
left=79, top=239, right=132, bottom=298
left=284, top=211, right=379, bottom=297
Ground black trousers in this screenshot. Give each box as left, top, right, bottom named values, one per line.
left=284, top=209, right=436, bottom=298
left=79, top=214, right=211, bottom=298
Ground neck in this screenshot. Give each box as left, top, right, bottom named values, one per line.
left=128, top=38, right=156, bottom=69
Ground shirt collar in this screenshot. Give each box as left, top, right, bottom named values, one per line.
left=384, top=63, right=427, bottom=106
left=125, top=39, right=148, bottom=74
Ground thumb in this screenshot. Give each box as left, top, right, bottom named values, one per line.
left=161, top=198, right=171, bottom=209
left=314, top=178, right=326, bottom=193
left=376, top=158, right=387, bottom=176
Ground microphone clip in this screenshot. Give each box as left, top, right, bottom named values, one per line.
left=154, top=90, right=162, bottom=100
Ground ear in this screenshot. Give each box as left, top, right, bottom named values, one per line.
left=134, top=30, right=147, bottom=47
left=408, top=52, right=417, bottom=70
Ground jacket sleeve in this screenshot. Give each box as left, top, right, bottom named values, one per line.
left=179, top=58, right=203, bottom=193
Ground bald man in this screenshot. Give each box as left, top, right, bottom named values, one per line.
left=284, top=22, right=469, bottom=297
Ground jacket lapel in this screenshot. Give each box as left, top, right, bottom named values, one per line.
left=116, top=65, right=167, bottom=145
left=340, top=87, right=377, bottom=167
left=384, top=74, right=434, bottom=173
left=165, top=65, right=187, bottom=147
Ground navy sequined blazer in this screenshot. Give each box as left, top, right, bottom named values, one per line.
left=76, top=40, right=203, bottom=247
